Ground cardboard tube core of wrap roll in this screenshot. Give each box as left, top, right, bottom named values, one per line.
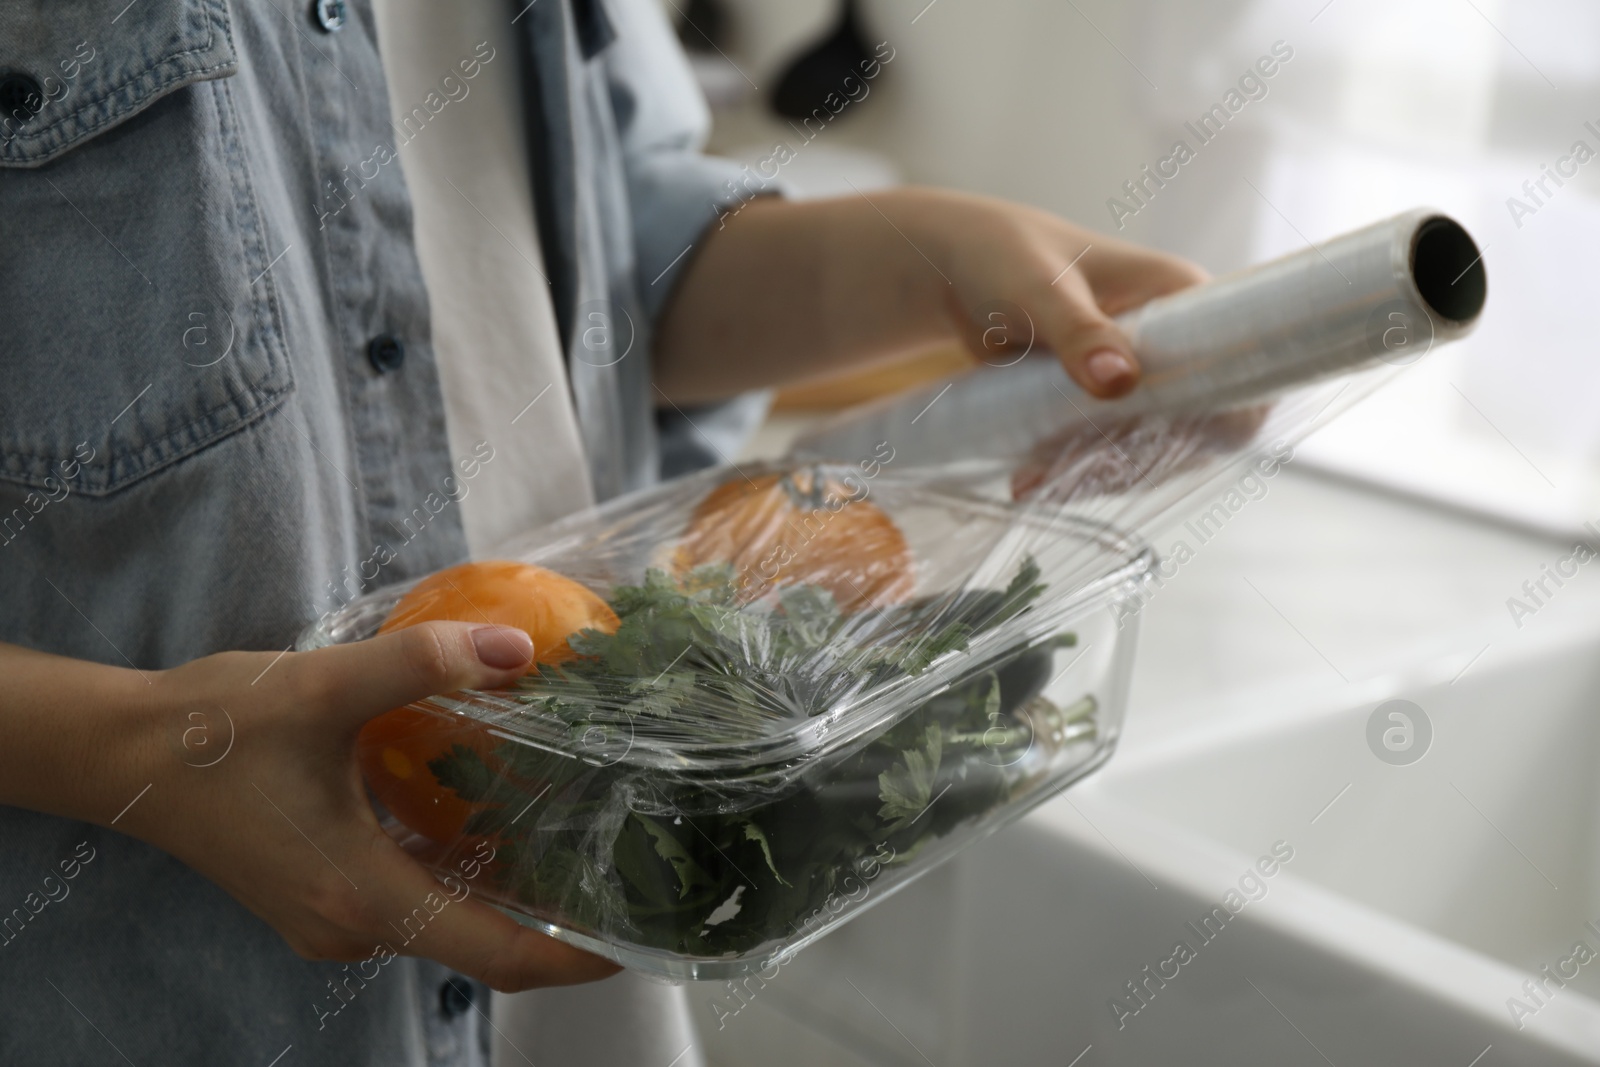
left=1413, top=215, right=1490, bottom=324
left=791, top=208, right=1488, bottom=467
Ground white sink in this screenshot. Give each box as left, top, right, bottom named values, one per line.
left=694, top=471, right=1600, bottom=1066
left=698, top=615, right=1600, bottom=1066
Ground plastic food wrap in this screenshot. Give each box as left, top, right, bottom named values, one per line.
left=298, top=209, right=1486, bottom=979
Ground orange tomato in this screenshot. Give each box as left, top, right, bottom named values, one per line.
left=375, top=559, right=619, bottom=665
left=357, top=706, right=499, bottom=845
left=672, top=468, right=914, bottom=612
left=358, top=560, right=619, bottom=843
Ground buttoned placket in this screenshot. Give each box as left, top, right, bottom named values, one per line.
left=297, top=1, right=468, bottom=585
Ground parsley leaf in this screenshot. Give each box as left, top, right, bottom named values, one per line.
left=878, top=722, right=944, bottom=829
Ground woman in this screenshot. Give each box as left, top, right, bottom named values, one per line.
left=0, top=1, right=1203, bottom=1064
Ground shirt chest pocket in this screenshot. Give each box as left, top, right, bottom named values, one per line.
left=0, top=0, right=295, bottom=497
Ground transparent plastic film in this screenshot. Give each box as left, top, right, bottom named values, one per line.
left=794, top=208, right=1484, bottom=475
left=298, top=209, right=1486, bottom=979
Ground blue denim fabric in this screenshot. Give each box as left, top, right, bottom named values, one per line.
left=0, top=0, right=762, bottom=1063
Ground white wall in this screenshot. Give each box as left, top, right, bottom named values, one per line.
left=707, top=0, right=1600, bottom=256
left=708, top=0, right=1166, bottom=248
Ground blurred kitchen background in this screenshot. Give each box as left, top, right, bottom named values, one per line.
left=683, top=0, right=1600, bottom=534
left=656, top=2, right=1600, bottom=1064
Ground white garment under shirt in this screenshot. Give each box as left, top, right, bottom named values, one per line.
left=375, top=0, right=593, bottom=557
left=372, top=5, right=706, bottom=1066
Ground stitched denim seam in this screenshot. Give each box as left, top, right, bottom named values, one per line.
left=215, top=72, right=291, bottom=383
left=289, top=33, right=377, bottom=544
left=0, top=20, right=297, bottom=499
left=0, top=382, right=295, bottom=495
left=0, top=0, right=234, bottom=166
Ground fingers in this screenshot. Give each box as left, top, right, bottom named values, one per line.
left=1028, top=238, right=1208, bottom=398
left=949, top=272, right=1140, bottom=398
left=1080, top=241, right=1210, bottom=315
left=358, top=840, right=620, bottom=991
left=407, top=891, right=622, bottom=991
left=1033, top=270, right=1143, bottom=399
left=287, top=621, right=534, bottom=730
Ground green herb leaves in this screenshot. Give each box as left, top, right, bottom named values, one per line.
left=515, top=557, right=1051, bottom=748
left=877, top=723, right=944, bottom=830
left=636, top=816, right=714, bottom=900
left=423, top=556, right=1086, bottom=960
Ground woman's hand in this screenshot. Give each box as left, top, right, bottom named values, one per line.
left=654, top=185, right=1208, bottom=403
left=905, top=188, right=1209, bottom=396
left=0, top=626, right=620, bottom=992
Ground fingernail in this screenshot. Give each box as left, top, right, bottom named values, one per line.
left=471, top=625, right=534, bottom=670
left=1084, top=349, right=1137, bottom=393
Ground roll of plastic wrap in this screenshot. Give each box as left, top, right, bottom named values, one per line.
left=1112, top=206, right=1486, bottom=412
left=793, top=208, right=1487, bottom=466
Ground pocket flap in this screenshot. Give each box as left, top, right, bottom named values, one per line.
left=0, top=0, right=236, bottom=167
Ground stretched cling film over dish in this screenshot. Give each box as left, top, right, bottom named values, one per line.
left=298, top=208, right=1487, bottom=980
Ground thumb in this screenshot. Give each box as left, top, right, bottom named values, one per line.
left=1039, top=272, right=1142, bottom=399
left=289, top=620, right=534, bottom=729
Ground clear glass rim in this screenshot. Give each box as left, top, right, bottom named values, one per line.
left=298, top=491, right=1151, bottom=777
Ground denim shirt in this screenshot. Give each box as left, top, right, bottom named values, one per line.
left=0, top=1, right=757, bottom=1063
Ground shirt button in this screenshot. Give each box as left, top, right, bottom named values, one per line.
left=367, top=334, right=405, bottom=374
left=0, top=73, right=45, bottom=126
left=312, top=0, right=347, bottom=32
left=439, top=978, right=475, bottom=1019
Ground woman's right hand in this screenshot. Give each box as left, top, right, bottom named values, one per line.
left=0, top=623, right=620, bottom=991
